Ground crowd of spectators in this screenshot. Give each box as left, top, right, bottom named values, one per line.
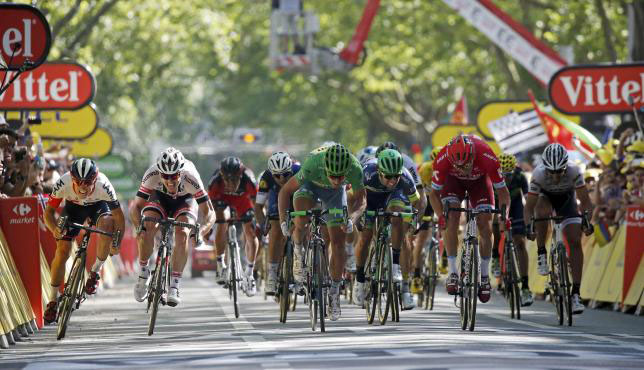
left=0, top=115, right=71, bottom=198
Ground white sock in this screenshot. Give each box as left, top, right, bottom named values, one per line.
left=481, top=257, right=490, bottom=278
left=49, top=285, right=59, bottom=302
left=246, top=263, right=254, bottom=277
left=448, top=256, right=457, bottom=274
left=139, top=260, right=149, bottom=278
left=345, top=243, right=354, bottom=256
left=268, top=263, right=279, bottom=276
left=91, top=258, right=106, bottom=273
left=170, top=272, right=181, bottom=289
left=294, top=242, right=303, bottom=258
left=330, top=280, right=341, bottom=296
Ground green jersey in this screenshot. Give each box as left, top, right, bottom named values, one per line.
left=296, top=146, right=364, bottom=191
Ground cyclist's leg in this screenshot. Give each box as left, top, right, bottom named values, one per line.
left=386, top=192, right=406, bottom=280
left=355, top=192, right=378, bottom=289
left=559, top=198, right=583, bottom=290
left=292, top=183, right=316, bottom=284
left=213, top=202, right=229, bottom=273
left=267, top=189, right=285, bottom=266
left=441, top=176, right=465, bottom=294
left=467, top=176, right=495, bottom=302
left=534, top=194, right=554, bottom=275
left=86, top=202, right=114, bottom=294
left=510, top=200, right=530, bottom=289
left=491, top=214, right=501, bottom=278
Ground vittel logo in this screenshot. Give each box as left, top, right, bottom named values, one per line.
left=2, top=19, right=36, bottom=57
left=0, top=4, right=51, bottom=70
left=12, top=203, right=31, bottom=216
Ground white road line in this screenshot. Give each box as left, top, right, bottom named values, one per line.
left=484, top=312, right=644, bottom=352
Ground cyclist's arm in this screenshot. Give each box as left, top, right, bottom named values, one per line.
left=348, top=188, right=366, bottom=225
left=523, top=192, right=538, bottom=225
left=497, top=186, right=511, bottom=220
left=254, top=198, right=267, bottom=227
left=278, top=176, right=299, bottom=224
left=575, top=185, right=594, bottom=215
left=197, top=199, right=216, bottom=238
left=129, top=196, right=147, bottom=231
left=111, top=206, right=126, bottom=243
left=44, top=203, right=60, bottom=237
left=416, top=186, right=427, bottom=215
left=428, top=189, right=443, bottom=218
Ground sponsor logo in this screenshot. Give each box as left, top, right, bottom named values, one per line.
left=184, top=176, right=201, bottom=191
left=12, top=203, right=31, bottom=216
left=0, top=62, right=96, bottom=110
left=0, top=4, right=51, bottom=70
left=142, top=169, right=159, bottom=183
left=629, top=209, right=644, bottom=222
left=10, top=216, right=35, bottom=225
left=549, top=63, right=644, bottom=114
left=102, top=182, right=116, bottom=201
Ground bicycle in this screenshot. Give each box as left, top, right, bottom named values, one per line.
left=419, top=215, right=439, bottom=311
left=500, top=224, right=522, bottom=320
left=139, top=216, right=200, bottom=336
left=289, top=208, right=344, bottom=332
left=56, top=216, right=120, bottom=340
left=530, top=213, right=592, bottom=326
left=277, top=234, right=298, bottom=323
left=445, top=203, right=502, bottom=331
left=217, top=214, right=253, bottom=319
left=363, top=209, right=415, bottom=325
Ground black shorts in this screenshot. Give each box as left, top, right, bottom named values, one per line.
left=418, top=195, right=434, bottom=231
left=540, top=190, right=581, bottom=226
left=61, top=201, right=111, bottom=240
left=143, top=191, right=197, bottom=220
left=509, top=197, right=526, bottom=235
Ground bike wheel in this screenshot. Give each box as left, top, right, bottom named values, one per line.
left=364, top=246, right=378, bottom=324
left=316, top=244, right=326, bottom=333
left=148, top=251, right=166, bottom=336
left=427, top=246, right=438, bottom=311
left=510, top=247, right=522, bottom=320
left=279, top=254, right=289, bottom=323
left=558, top=244, right=573, bottom=326
left=57, top=253, right=85, bottom=340
left=550, top=250, right=564, bottom=325
left=468, top=241, right=479, bottom=331
left=392, top=282, right=400, bottom=322
left=459, top=249, right=468, bottom=331
left=307, top=245, right=317, bottom=331
left=230, top=245, right=239, bottom=318
left=377, top=243, right=392, bottom=325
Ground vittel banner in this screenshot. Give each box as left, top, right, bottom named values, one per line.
left=549, top=63, right=644, bottom=114
left=0, top=4, right=51, bottom=70
left=0, top=62, right=96, bottom=110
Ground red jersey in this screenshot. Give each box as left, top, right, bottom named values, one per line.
left=431, top=136, right=505, bottom=191
left=207, top=167, right=258, bottom=200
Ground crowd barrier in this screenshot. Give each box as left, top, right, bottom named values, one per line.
left=0, top=196, right=137, bottom=349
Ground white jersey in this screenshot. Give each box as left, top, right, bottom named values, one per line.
left=528, top=164, right=585, bottom=195
left=365, top=152, right=421, bottom=187
left=49, top=172, right=119, bottom=207
left=137, top=160, right=208, bottom=202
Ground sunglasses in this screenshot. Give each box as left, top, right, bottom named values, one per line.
left=273, top=172, right=292, bottom=179
left=72, top=178, right=94, bottom=186
left=223, top=174, right=240, bottom=182
left=328, top=174, right=345, bottom=180
left=547, top=168, right=566, bottom=174
left=380, top=173, right=401, bottom=180
left=161, top=173, right=180, bottom=180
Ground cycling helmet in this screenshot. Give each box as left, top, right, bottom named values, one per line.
left=376, top=141, right=399, bottom=157
left=418, top=161, right=433, bottom=186
left=377, top=149, right=404, bottom=176
left=324, top=143, right=351, bottom=176
left=356, top=146, right=378, bottom=163
left=430, top=146, right=443, bottom=162
left=267, top=151, right=293, bottom=175
left=541, top=143, right=568, bottom=171
left=220, top=156, right=242, bottom=177
left=156, top=147, right=185, bottom=175
left=70, top=158, right=98, bottom=183
left=498, top=153, right=517, bottom=173
left=447, top=135, right=475, bottom=166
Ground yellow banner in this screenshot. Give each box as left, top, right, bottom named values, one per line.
left=2, top=104, right=98, bottom=139
left=593, top=227, right=627, bottom=303
left=42, top=127, right=112, bottom=158
left=477, top=101, right=580, bottom=139
left=624, top=257, right=644, bottom=306
left=430, top=125, right=502, bottom=154
left=580, top=231, right=615, bottom=299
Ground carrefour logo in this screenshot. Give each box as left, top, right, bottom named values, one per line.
left=12, top=203, right=31, bottom=216
left=629, top=209, right=644, bottom=222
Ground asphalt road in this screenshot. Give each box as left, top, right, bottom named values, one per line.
left=2, top=274, right=643, bottom=369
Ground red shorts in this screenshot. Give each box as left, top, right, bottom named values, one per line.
left=212, top=194, right=254, bottom=217
left=440, top=175, right=494, bottom=210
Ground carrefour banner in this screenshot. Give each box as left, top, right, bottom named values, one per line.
left=624, top=206, right=644, bottom=303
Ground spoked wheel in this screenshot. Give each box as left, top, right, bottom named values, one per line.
left=365, top=247, right=378, bottom=324
left=427, top=246, right=438, bottom=311
left=229, top=246, right=239, bottom=319
left=279, top=252, right=290, bottom=323
left=316, top=243, right=326, bottom=333
left=558, top=244, right=573, bottom=326
left=57, top=254, right=85, bottom=340
left=148, top=257, right=166, bottom=336
left=467, top=242, right=479, bottom=331
left=459, top=252, right=468, bottom=331
left=307, top=246, right=318, bottom=332
left=550, top=251, right=564, bottom=326
left=377, top=245, right=392, bottom=325
left=391, top=283, right=400, bottom=322
left=509, top=247, right=522, bottom=320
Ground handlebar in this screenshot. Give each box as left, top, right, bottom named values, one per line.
left=57, top=216, right=121, bottom=248
left=139, top=216, right=202, bottom=245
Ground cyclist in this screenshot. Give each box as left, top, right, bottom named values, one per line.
left=411, top=146, right=442, bottom=296
left=278, top=143, right=366, bottom=321
left=130, top=147, right=215, bottom=307
left=429, top=134, right=511, bottom=303
left=356, top=146, right=378, bottom=165
left=43, top=158, right=125, bottom=324
left=254, top=151, right=300, bottom=295
left=492, top=153, right=533, bottom=306
left=208, top=156, right=260, bottom=296
left=524, top=143, right=593, bottom=314
left=369, top=142, right=426, bottom=307
left=353, top=149, right=422, bottom=310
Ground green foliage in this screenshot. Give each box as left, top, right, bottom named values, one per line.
left=19, top=0, right=635, bottom=175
